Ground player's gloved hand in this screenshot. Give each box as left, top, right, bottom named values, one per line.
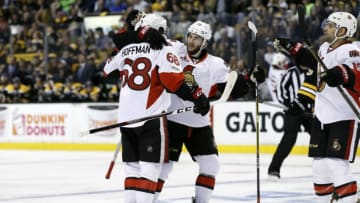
left=125, top=9, right=144, bottom=31
left=286, top=95, right=313, bottom=116
left=193, top=90, right=210, bottom=116
left=320, top=64, right=355, bottom=88
left=273, top=38, right=303, bottom=55
left=250, top=65, right=266, bottom=83
left=273, top=38, right=317, bottom=73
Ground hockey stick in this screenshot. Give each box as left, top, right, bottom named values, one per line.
left=248, top=20, right=261, bottom=203
left=260, top=101, right=314, bottom=117
left=80, top=106, right=194, bottom=136
left=297, top=4, right=360, bottom=120
left=102, top=70, right=238, bottom=179
left=261, top=101, right=288, bottom=111
left=105, top=137, right=122, bottom=179
left=213, top=70, right=238, bottom=105
left=80, top=70, right=238, bottom=136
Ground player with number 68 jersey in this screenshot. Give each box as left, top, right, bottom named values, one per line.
left=103, top=27, right=210, bottom=203
left=104, top=39, right=182, bottom=127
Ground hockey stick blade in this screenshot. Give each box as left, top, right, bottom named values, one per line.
left=247, top=21, right=258, bottom=37
left=297, top=4, right=310, bottom=45
left=248, top=20, right=258, bottom=74
left=212, top=70, right=238, bottom=104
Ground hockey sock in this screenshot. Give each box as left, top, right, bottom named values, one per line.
left=313, top=158, right=333, bottom=202
left=195, top=174, right=216, bottom=203
left=136, top=161, right=161, bottom=203
left=194, top=155, right=220, bottom=203
left=153, top=161, right=174, bottom=201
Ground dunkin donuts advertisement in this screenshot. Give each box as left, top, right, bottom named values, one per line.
left=9, top=104, right=72, bottom=139
left=0, top=103, right=120, bottom=143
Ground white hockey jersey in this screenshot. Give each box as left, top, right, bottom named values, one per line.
left=103, top=42, right=183, bottom=127
left=167, top=52, right=230, bottom=127
left=168, top=39, right=187, bottom=56
left=315, top=42, right=360, bottom=123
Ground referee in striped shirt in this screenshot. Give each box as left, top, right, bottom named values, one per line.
left=268, top=64, right=314, bottom=179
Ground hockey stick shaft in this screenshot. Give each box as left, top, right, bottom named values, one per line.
left=297, top=4, right=360, bottom=120
left=80, top=106, right=194, bottom=136
left=261, top=101, right=288, bottom=111
left=260, top=101, right=313, bottom=117
left=105, top=137, right=121, bottom=179
left=248, top=20, right=260, bottom=203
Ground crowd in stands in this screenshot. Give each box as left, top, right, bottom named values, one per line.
left=0, top=0, right=359, bottom=103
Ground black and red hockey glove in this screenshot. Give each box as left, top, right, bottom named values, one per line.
left=183, top=75, right=210, bottom=116
left=193, top=89, right=210, bottom=116
left=273, top=37, right=303, bottom=56
left=320, top=64, right=355, bottom=89
left=273, top=38, right=317, bottom=72
left=173, top=72, right=210, bottom=116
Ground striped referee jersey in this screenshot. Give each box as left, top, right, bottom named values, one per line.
left=275, top=66, right=304, bottom=107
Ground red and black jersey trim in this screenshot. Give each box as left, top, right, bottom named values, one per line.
left=124, top=177, right=158, bottom=194
left=137, top=177, right=157, bottom=194
left=334, top=181, right=357, bottom=199
left=314, top=183, right=334, bottom=196
left=124, top=177, right=138, bottom=191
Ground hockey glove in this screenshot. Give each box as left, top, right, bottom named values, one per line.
left=286, top=95, right=314, bottom=116
left=320, top=64, right=355, bottom=89
left=250, top=65, right=266, bottom=83
left=193, top=92, right=210, bottom=116
left=125, top=9, right=144, bottom=31
left=173, top=76, right=210, bottom=116
left=174, top=76, right=210, bottom=116
left=273, top=38, right=317, bottom=71
left=273, top=38, right=303, bottom=56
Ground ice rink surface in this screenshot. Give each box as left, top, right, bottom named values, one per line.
left=1, top=150, right=359, bottom=203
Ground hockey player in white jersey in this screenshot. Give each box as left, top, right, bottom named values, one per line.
left=166, top=22, right=226, bottom=203
left=134, top=15, right=265, bottom=202
left=274, top=11, right=360, bottom=203
left=104, top=27, right=210, bottom=203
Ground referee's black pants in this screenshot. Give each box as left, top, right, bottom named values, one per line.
left=268, top=112, right=312, bottom=173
